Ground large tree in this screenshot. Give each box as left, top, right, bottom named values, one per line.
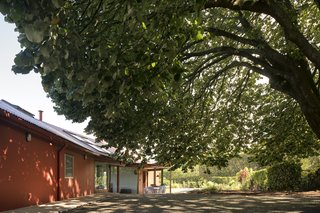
left=1, top=0, right=320, bottom=167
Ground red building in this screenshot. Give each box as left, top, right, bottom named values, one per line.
left=0, top=100, right=164, bottom=212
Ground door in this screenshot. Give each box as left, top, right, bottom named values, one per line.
left=95, top=162, right=108, bottom=190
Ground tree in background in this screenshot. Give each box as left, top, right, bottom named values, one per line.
left=1, top=0, right=320, bottom=168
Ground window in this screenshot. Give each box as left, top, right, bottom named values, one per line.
left=95, top=163, right=108, bottom=190
left=65, top=154, right=74, bottom=178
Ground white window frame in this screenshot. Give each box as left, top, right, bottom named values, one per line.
left=65, top=154, right=74, bottom=178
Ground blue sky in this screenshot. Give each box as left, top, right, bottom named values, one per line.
left=0, top=14, right=88, bottom=135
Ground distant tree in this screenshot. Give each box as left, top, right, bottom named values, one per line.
left=201, top=155, right=260, bottom=177
left=301, top=156, right=320, bottom=172
left=1, top=0, right=320, bottom=167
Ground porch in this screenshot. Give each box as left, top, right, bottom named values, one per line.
left=94, top=162, right=165, bottom=194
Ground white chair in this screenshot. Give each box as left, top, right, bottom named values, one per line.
left=159, top=185, right=166, bottom=194
left=144, top=186, right=154, bottom=194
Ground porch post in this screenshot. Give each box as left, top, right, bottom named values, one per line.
left=146, top=171, right=148, bottom=186
left=169, top=170, right=172, bottom=194
left=136, top=169, right=140, bottom=194
left=161, top=169, right=164, bottom=185
left=153, top=168, right=156, bottom=186
left=117, top=166, right=120, bottom=193
left=108, top=165, right=111, bottom=192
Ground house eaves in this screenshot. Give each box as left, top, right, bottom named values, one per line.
left=0, top=99, right=112, bottom=158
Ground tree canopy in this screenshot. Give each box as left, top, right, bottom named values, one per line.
left=1, top=0, right=320, bottom=168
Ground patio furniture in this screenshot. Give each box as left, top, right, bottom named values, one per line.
left=144, top=185, right=166, bottom=194
left=144, top=186, right=154, bottom=194
left=120, top=188, right=132, bottom=194
left=158, top=185, right=166, bottom=194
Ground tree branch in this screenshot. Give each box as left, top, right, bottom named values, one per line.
left=314, top=0, right=320, bottom=10
left=206, top=27, right=263, bottom=47
left=185, top=53, right=232, bottom=83
left=206, top=61, right=257, bottom=91
left=182, top=41, right=287, bottom=86
left=181, top=46, right=236, bottom=60
left=204, top=0, right=320, bottom=70
left=180, top=40, right=204, bottom=53
left=194, top=61, right=261, bottom=108
left=203, top=27, right=295, bottom=80
left=231, top=70, right=251, bottom=103
left=80, top=0, right=92, bottom=20
left=79, top=0, right=103, bottom=34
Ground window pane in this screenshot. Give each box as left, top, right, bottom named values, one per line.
left=65, top=154, right=74, bottom=178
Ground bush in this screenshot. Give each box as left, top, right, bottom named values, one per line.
left=206, top=181, right=215, bottom=188
left=251, top=169, right=268, bottom=191
left=171, top=182, right=182, bottom=188
left=236, top=167, right=252, bottom=190
left=210, top=176, right=237, bottom=185
left=187, top=181, right=198, bottom=188
left=267, top=161, right=302, bottom=191
left=163, top=178, right=170, bottom=186
left=301, top=168, right=320, bottom=191
left=200, top=185, right=219, bottom=193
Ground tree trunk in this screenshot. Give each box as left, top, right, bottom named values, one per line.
left=269, top=60, right=320, bottom=139
left=290, top=72, right=320, bottom=139
left=299, top=99, right=320, bottom=139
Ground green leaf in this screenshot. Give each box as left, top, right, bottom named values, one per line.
left=124, top=67, right=129, bottom=76
left=51, top=0, right=64, bottom=8
left=23, top=21, right=48, bottom=43
left=119, top=82, right=125, bottom=94
left=151, top=62, right=157, bottom=68
left=14, top=50, right=34, bottom=66
left=142, top=21, right=147, bottom=30
left=195, top=30, right=203, bottom=41
left=12, top=65, right=33, bottom=74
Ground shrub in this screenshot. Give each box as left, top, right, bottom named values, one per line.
left=206, top=181, right=215, bottom=187
left=210, top=176, right=237, bottom=185
left=187, top=181, right=198, bottom=188
left=251, top=169, right=268, bottom=191
left=200, top=185, right=219, bottom=193
left=236, top=167, right=252, bottom=190
left=301, top=168, right=320, bottom=191
left=267, top=161, right=302, bottom=191
left=171, top=182, right=181, bottom=188
left=163, top=178, right=170, bottom=186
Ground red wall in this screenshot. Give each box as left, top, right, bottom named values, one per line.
left=0, top=121, right=57, bottom=212
left=0, top=119, right=96, bottom=211
left=59, top=149, right=95, bottom=199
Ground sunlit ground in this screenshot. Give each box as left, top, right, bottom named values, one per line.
left=67, top=192, right=320, bottom=213
left=6, top=192, right=319, bottom=213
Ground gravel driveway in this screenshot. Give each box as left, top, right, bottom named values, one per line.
left=67, top=192, right=320, bottom=213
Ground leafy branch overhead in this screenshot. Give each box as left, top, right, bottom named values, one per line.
left=1, top=0, right=320, bottom=168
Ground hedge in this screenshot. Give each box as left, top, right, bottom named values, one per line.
left=267, top=161, right=301, bottom=191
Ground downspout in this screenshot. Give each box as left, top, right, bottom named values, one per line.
left=57, top=144, right=67, bottom=201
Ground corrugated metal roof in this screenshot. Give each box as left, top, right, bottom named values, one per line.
left=0, top=99, right=113, bottom=157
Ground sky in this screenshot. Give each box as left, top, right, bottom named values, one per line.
left=0, top=14, right=89, bottom=136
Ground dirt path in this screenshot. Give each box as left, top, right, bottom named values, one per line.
left=67, top=191, right=320, bottom=213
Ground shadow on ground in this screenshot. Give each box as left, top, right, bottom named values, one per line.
left=67, top=193, right=320, bottom=213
